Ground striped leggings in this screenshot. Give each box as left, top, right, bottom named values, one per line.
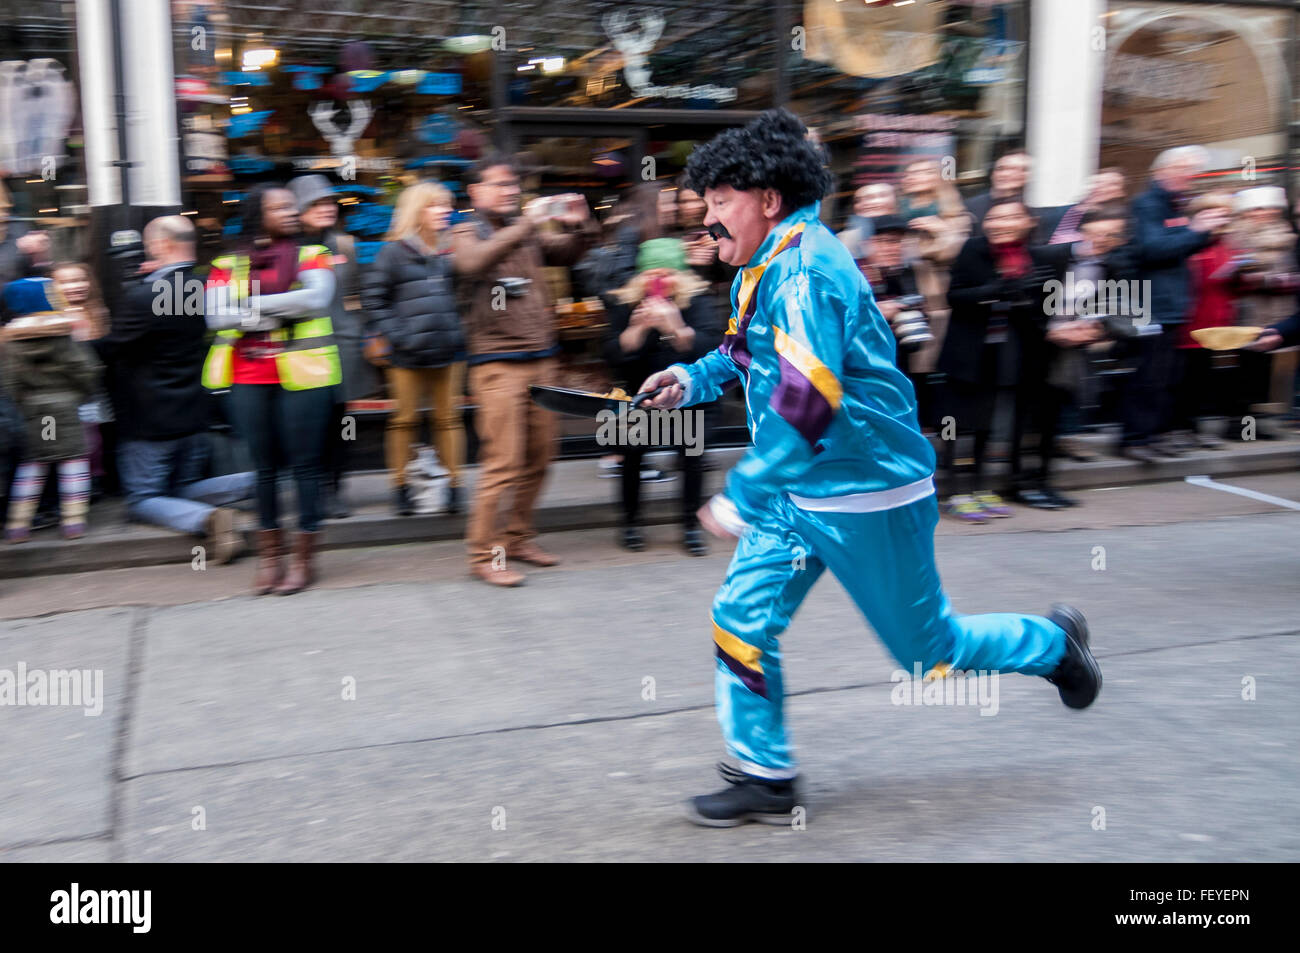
left=6, top=458, right=91, bottom=532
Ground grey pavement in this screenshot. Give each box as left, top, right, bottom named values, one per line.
left=1, top=472, right=1298, bottom=861
left=3, top=430, right=1299, bottom=579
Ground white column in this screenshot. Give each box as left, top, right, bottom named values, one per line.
left=1026, top=0, right=1107, bottom=208
left=75, top=0, right=179, bottom=210
left=121, top=0, right=180, bottom=208
left=75, top=0, right=121, bottom=207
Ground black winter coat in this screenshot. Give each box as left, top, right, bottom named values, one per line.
left=940, top=235, right=1070, bottom=386
left=602, top=291, right=724, bottom=392
left=1129, top=182, right=1213, bottom=326
left=93, top=264, right=211, bottom=441
left=361, top=238, right=466, bottom=369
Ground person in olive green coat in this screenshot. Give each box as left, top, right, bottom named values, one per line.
left=1, top=277, right=101, bottom=540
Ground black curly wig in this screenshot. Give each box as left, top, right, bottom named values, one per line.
left=683, top=109, right=833, bottom=213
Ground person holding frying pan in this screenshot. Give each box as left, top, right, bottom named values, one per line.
left=638, top=110, right=1101, bottom=827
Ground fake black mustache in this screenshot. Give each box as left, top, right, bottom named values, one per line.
left=706, top=223, right=732, bottom=241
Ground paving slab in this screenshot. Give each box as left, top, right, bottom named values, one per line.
left=115, top=637, right=1299, bottom=862
left=0, top=608, right=134, bottom=848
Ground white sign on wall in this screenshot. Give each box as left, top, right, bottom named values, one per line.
left=0, top=59, right=77, bottom=177
left=603, top=11, right=738, bottom=103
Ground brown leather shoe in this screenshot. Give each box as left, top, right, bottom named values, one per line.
left=206, top=507, right=242, bottom=565
left=253, top=529, right=284, bottom=595
left=508, top=541, right=560, bottom=567
left=275, top=531, right=319, bottom=595
left=471, top=563, right=526, bottom=587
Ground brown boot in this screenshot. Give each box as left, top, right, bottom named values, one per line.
left=470, top=562, right=526, bottom=587
left=507, top=540, right=560, bottom=567
left=275, top=531, right=319, bottom=595
left=253, top=529, right=284, bottom=595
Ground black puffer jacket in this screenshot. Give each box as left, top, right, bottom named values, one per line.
left=361, top=237, right=466, bottom=369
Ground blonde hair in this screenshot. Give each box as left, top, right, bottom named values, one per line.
left=609, top=269, right=710, bottom=308
left=903, top=158, right=965, bottom=219
left=386, top=181, right=454, bottom=241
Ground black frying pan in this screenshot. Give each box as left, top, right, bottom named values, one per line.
left=529, top=384, right=667, bottom=417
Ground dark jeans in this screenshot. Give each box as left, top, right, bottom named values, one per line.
left=1121, top=329, right=1178, bottom=447
left=1171, top=347, right=1218, bottom=432
left=617, top=401, right=717, bottom=528
left=940, top=379, right=997, bottom=496
left=1009, top=379, right=1066, bottom=491
left=322, top=398, right=349, bottom=489
left=118, top=434, right=254, bottom=535
left=229, top=383, right=333, bottom=532
left=621, top=444, right=704, bottom=527
left=1232, top=349, right=1273, bottom=416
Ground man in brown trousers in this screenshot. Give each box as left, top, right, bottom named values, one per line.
left=452, top=154, right=596, bottom=586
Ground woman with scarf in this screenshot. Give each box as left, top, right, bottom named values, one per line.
left=204, top=184, right=339, bottom=595
left=939, top=197, right=1070, bottom=521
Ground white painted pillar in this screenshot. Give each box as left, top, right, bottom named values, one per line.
left=75, top=0, right=121, bottom=207
left=75, top=0, right=179, bottom=210
left=121, top=0, right=181, bottom=209
left=1026, top=0, right=1107, bottom=208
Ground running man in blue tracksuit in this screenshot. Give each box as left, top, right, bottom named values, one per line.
left=639, top=110, right=1102, bottom=827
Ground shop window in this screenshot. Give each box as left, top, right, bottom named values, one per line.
left=792, top=0, right=1029, bottom=220
left=1100, top=2, right=1291, bottom=189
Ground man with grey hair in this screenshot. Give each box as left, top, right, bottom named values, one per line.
left=93, top=214, right=254, bottom=561
left=1121, top=144, right=1231, bottom=463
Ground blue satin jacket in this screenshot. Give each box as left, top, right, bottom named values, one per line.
left=672, top=202, right=936, bottom=525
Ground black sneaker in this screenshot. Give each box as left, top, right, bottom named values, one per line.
left=621, top=525, right=645, bottom=551
left=683, top=526, right=708, bottom=557
left=684, top=762, right=799, bottom=828
left=393, top=485, right=414, bottom=517
left=445, top=484, right=462, bottom=515
left=1042, top=487, right=1077, bottom=508
left=1044, top=603, right=1102, bottom=709
left=1012, top=487, right=1064, bottom=510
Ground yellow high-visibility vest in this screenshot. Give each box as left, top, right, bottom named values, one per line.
left=201, top=244, right=342, bottom=391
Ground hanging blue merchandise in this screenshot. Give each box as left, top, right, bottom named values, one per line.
left=355, top=240, right=384, bottom=265
left=227, top=110, right=274, bottom=138
left=405, top=155, right=472, bottom=170
left=347, top=70, right=391, bottom=92
left=417, top=114, right=457, bottom=145
left=228, top=155, right=275, bottom=174
left=416, top=72, right=462, bottom=95
left=343, top=202, right=394, bottom=236
left=223, top=70, right=271, bottom=86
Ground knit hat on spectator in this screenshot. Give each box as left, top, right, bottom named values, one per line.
left=0, top=277, right=76, bottom=340
left=610, top=238, right=708, bottom=306
left=1234, top=186, right=1287, bottom=214
left=288, top=174, right=337, bottom=212
left=636, top=237, right=686, bottom=274
left=868, top=214, right=909, bottom=236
